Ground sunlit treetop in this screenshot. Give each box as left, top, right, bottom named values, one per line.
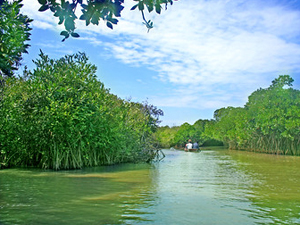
left=0, top=0, right=33, bottom=77
left=37, top=0, right=178, bottom=41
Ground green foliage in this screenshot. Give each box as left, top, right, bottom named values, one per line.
left=173, top=122, right=193, bottom=146
left=0, top=52, right=163, bottom=169
left=155, top=75, right=300, bottom=155
left=155, top=119, right=218, bottom=148
left=210, top=107, right=249, bottom=148
left=37, top=0, right=177, bottom=41
left=153, top=125, right=179, bottom=148
left=211, top=75, right=300, bottom=155
left=0, top=0, right=33, bottom=77
left=269, top=75, right=294, bottom=89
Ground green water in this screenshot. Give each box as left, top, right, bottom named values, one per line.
left=1, top=148, right=300, bottom=224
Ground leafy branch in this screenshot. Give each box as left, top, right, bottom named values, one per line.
left=130, top=0, right=176, bottom=32
left=37, top=0, right=177, bottom=41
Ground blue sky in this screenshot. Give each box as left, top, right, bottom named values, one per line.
left=20, top=0, right=300, bottom=126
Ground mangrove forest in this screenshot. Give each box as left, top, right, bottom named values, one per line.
left=0, top=52, right=163, bottom=170
left=155, top=75, right=300, bottom=156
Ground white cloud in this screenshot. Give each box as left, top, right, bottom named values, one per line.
left=22, top=0, right=59, bottom=29
left=98, top=0, right=300, bottom=109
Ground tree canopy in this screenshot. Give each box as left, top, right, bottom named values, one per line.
left=37, top=0, right=178, bottom=41
left=154, top=119, right=222, bottom=148
left=0, top=0, right=32, bottom=77
left=155, top=75, right=300, bottom=156
left=210, top=75, right=300, bottom=155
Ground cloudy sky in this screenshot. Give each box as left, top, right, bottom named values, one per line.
left=20, top=0, right=300, bottom=126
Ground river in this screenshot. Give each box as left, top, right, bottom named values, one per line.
left=1, top=148, right=300, bottom=224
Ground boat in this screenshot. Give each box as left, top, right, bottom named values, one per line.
left=184, top=148, right=200, bottom=152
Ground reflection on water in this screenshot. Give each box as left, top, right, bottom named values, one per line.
left=1, top=149, right=300, bottom=224
left=228, top=151, right=300, bottom=225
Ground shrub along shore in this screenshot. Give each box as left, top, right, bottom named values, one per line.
left=1, top=53, right=299, bottom=171
left=154, top=75, right=300, bottom=156
left=0, top=52, right=163, bottom=170
left=210, top=75, right=300, bottom=155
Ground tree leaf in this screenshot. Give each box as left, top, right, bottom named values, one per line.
left=58, top=16, right=64, bottom=25
left=155, top=4, right=161, bottom=14
left=38, top=5, right=49, bottom=12
left=109, top=18, right=118, bottom=24
left=138, top=1, right=144, bottom=11
left=65, top=17, right=75, bottom=31
left=53, top=11, right=60, bottom=17
left=71, top=32, right=80, bottom=38
left=130, top=4, right=138, bottom=10
left=91, top=14, right=99, bottom=25
left=38, top=0, right=47, bottom=5
left=113, top=3, right=124, bottom=16
left=60, top=30, right=70, bottom=39
left=60, top=31, right=69, bottom=37
left=79, top=14, right=86, bottom=20
left=50, top=6, right=56, bottom=12
left=106, top=21, right=113, bottom=29
left=146, top=3, right=154, bottom=12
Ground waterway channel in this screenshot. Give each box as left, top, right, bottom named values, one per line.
left=1, top=148, right=300, bottom=224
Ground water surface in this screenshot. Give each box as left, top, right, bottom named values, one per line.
left=1, top=148, right=300, bottom=224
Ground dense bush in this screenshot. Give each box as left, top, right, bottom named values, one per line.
left=155, top=75, right=300, bottom=156
left=0, top=52, right=162, bottom=169
left=208, top=75, right=300, bottom=155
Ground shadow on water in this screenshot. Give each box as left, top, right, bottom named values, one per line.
left=1, top=148, right=300, bottom=224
